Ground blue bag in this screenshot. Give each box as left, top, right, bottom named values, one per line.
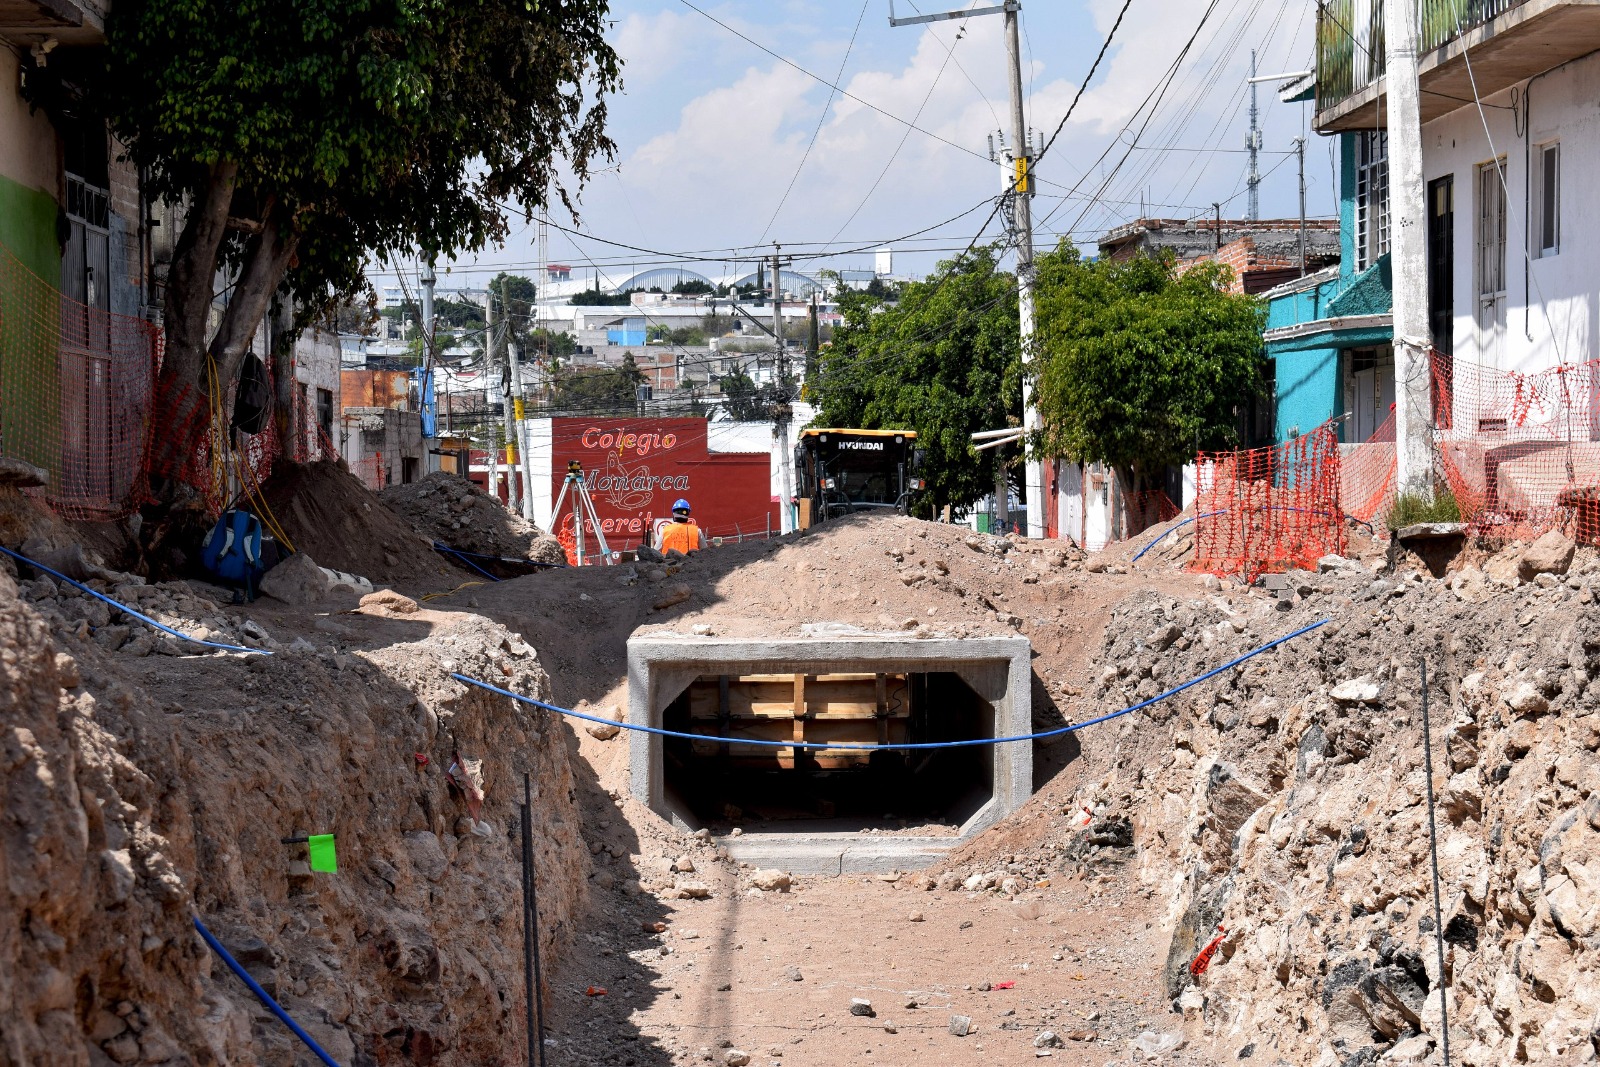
left=201, top=509, right=266, bottom=599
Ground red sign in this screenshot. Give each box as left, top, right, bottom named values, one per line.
left=550, top=418, right=778, bottom=549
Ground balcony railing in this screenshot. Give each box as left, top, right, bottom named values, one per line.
left=1317, top=0, right=1524, bottom=112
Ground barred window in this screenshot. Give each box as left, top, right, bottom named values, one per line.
left=1355, top=131, right=1390, bottom=272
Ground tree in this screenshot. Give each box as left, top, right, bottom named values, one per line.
left=434, top=297, right=486, bottom=331
left=671, top=279, right=714, bottom=296
left=568, top=287, right=639, bottom=306
left=1030, top=245, right=1267, bottom=487
left=553, top=353, right=646, bottom=412
left=865, top=276, right=902, bottom=301
left=811, top=247, right=1021, bottom=515
left=101, top=0, right=619, bottom=489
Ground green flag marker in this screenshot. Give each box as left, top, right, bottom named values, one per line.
left=307, top=834, right=337, bottom=873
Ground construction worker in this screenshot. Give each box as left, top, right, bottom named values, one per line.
left=657, top=498, right=707, bottom=555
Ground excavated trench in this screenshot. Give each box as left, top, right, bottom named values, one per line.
left=627, top=632, right=1035, bottom=873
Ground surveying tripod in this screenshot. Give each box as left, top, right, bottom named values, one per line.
left=550, top=460, right=613, bottom=566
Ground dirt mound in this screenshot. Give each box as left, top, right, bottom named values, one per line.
left=926, top=540, right=1600, bottom=1063
left=0, top=568, right=592, bottom=1065
left=380, top=471, right=565, bottom=570
left=259, top=460, right=457, bottom=587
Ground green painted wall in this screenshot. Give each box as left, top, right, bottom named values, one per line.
left=0, top=173, right=61, bottom=283
left=0, top=172, right=64, bottom=477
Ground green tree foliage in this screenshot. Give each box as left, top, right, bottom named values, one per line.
left=526, top=328, right=578, bottom=360
left=671, top=279, right=715, bottom=295
left=568, top=287, right=640, bottom=306
left=434, top=297, right=485, bottom=330
left=865, top=276, right=902, bottom=301
left=1031, top=246, right=1267, bottom=483
left=717, top=369, right=794, bottom=422
left=102, top=0, right=618, bottom=482
left=811, top=247, right=1021, bottom=514
left=553, top=353, right=646, bottom=412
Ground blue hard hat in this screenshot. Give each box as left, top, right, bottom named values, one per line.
left=672, top=499, right=692, bottom=514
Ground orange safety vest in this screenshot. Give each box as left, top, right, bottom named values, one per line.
left=659, top=521, right=704, bottom=555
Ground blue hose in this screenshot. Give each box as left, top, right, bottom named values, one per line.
left=452, top=617, right=1327, bottom=751
left=432, top=542, right=502, bottom=582
left=0, top=544, right=267, bottom=656
left=192, top=917, right=343, bottom=1067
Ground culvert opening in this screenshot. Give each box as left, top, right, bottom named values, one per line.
left=661, top=670, right=993, bottom=835
left=628, top=634, right=1033, bottom=870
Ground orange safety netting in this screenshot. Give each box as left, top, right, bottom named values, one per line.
left=1191, top=423, right=1345, bottom=579
left=1434, top=351, right=1600, bottom=545
left=1125, top=488, right=1180, bottom=537
left=1341, top=407, right=1398, bottom=530
left=350, top=455, right=388, bottom=492
left=0, top=241, right=162, bottom=520
left=287, top=385, right=340, bottom=464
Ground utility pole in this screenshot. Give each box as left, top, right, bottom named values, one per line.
left=1002, top=5, right=1041, bottom=539
left=772, top=247, right=795, bottom=534
left=893, top=0, right=1042, bottom=539
left=1295, top=136, right=1308, bottom=276
left=496, top=277, right=522, bottom=515
left=1246, top=50, right=1262, bottom=222
left=421, top=260, right=438, bottom=472
left=509, top=336, right=535, bottom=521
left=1384, top=0, right=1434, bottom=496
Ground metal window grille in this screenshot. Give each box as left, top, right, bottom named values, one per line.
left=1477, top=159, right=1506, bottom=298
left=1355, top=131, right=1390, bottom=271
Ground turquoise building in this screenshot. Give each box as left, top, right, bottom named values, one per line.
left=1263, top=132, right=1396, bottom=445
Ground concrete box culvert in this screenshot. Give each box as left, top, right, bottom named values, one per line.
left=627, top=633, right=1032, bottom=874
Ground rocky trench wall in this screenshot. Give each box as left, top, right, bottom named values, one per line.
left=1066, top=550, right=1600, bottom=1065
left=0, top=567, right=588, bottom=1067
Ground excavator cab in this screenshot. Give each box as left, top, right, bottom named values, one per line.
left=794, top=429, right=922, bottom=530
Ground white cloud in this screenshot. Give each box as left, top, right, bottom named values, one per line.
left=496, top=1, right=1326, bottom=278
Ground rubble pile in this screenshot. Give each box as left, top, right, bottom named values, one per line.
left=941, top=534, right=1600, bottom=1064
left=260, top=460, right=457, bottom=584
left=0, top=563, right=592, bottom=1065
left=380, top=472, right=566, bottom=568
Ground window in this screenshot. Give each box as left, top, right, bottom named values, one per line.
left=1536, top=142, right=1560, bottom=258
left=1477, top=159, right=1507, bottom=300
left=316, top=388, right=334, bottom=439
left=1355, top=131, right=1390, bottom=271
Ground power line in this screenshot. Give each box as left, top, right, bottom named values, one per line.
left=755, top=0, right=871, bottom=247
left=676, top=0, right=990, bottom=163
left=827, top=15, right=964, bottom=244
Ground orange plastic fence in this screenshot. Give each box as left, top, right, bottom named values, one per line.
left=1125, top=488, right=1180, bottom=537
left=1434, top=351, right=1600, bottom=545
left=350, top=456, right=388, bottom=493
left=0, top=241, right=162, bottom=519
left=1191, top=423, right=1345, bottom=579
left=1343, top=408, right=1398, bottom=529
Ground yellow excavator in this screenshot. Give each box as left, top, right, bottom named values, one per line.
left=793, top=428, right=923, bottom=530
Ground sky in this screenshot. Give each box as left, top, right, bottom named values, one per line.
left=380, top=0, right=1332, bottom=295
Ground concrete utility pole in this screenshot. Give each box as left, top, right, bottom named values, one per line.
left=1246, top=50, right=1262, bottom=222
left=1002, top=6, right=1042, bottom=539
left=773, top=248, right=795, bottom=534
left=421, top=261, right=437, bottom=472
left=1295, top=137, right=1308, bottom=276
left=509, top=337, right=535, bottom=521
left=1383, top=0, right=1434, bottom=495
left=496, top=278, right=522, bottom=514
left=892, top=0, right=1042, bottom=539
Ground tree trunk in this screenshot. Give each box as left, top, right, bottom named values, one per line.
left=148, top=163, right=236, bottom=491
left=269, top=296, right=298, bottom=463
left=207, top=214, right=299, bottom=395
